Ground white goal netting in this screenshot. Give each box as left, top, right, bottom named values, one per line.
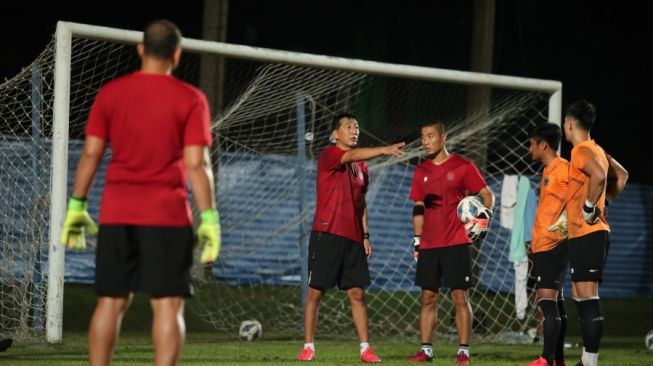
left=0, top=27, right=555, bottom=341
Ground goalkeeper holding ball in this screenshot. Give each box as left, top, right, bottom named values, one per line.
left=60, top=20, right=219, bottom=366
left=407, top=122, right=494, bottom=365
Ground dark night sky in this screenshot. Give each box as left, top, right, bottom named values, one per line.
left=1, top=0, right=651, bottom=183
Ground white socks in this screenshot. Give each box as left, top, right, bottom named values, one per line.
left=421, top=345, right=433, bottom=357
left=458, top=345, right=470, bottom=357
left=582, top=348, right=598, bottom=366
left=360, top=342, right=370, bottom=354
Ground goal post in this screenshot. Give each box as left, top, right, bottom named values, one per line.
left=46, top=21, right=72, bottom=344
left=59, top=22, right=562, bottom=102
left=2, top=21, right=563, bottom=343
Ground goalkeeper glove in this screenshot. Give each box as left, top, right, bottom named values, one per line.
left=412, top=235, right=420, bottom=262
left=60, top=196, right=98, bottom=251
left=582, top=199, right=601, bottom=225
left=464, top=206, right=492, bottom=241
left=547, top=210, right=568, bottom=236
left=198, top=209, right=221, bottom=264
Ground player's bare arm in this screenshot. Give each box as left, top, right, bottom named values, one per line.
left=605, top=153, right=629, bottom=203
left=184, top=146, right=215, bottom=211
left=71, top=136, right=106, bottom=198
left=362, top=195, right=372, bottom=258
left=340, top=142, right=405, bottom=164
left=581, top=156, right=607, bottom=204
left=477, top=186, right=495, bottom=211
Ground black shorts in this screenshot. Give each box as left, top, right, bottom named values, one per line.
left=532, top=240, right=569, bottom=291
left=95, top=225, right=194, bottom=298
left=568, top=230, right=610, bottom=283
left=415, top=244, right=473, bottom=290
left=307, top=231, right=371, bottom=290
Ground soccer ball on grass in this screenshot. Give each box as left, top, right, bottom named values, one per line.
left=646, top=329, right=653, bottom=350
left=239, top=320, right=262, bottom=341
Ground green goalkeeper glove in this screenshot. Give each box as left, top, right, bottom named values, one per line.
left=60, top=196, right=98, bottom=251
left=198, top=209, right=221, bottom=264
left=547, top=210, right=568, bottom=236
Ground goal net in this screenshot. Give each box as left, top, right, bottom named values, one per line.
left=0, top=22, right=561, bottom=341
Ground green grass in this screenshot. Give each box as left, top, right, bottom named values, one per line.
left=3, top=332, right=652, bottom=365
left=57, top=284, right=653, bottom=337
left=2, top=284, right=652, bottom=364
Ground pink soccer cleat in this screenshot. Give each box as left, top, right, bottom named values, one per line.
left=524, top=356, right=551, bottom=366
left=406, top=350, right=433, bottom=362
left=360, top=347, right=382, bottom=363
left=455, top=352, right=470, bottom=365
left=296, top=347, right=315, bottom=361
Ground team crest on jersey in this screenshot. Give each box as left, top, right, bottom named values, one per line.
left=423, top=177, right=428, bottom=182
left=544, top=176, right=550, bottom=186
left=447, top=172, right=455, bottom=181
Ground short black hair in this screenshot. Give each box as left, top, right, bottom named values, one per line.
left=565, top=100, right=597, bottom=131
left=530, top=122, right=561, bottom=151
left=331, top=112, right=357, bottom=132
left=143, top=19, right=182, bottom=59
left=420, top=121, right=445, bottom=134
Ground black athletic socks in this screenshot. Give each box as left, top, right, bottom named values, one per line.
left=555, top=299, right=567, bottom=364
left=577, top=298, right=603, bottom=353
left=538, top=299, right=560, bottom=365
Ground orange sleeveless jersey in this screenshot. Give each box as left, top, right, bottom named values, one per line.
left=567, top=140, right=610, bottom=238
left=531, top=157, right=568, bottom=253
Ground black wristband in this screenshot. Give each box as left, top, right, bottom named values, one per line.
left=364, top=232, right=370, bottom=240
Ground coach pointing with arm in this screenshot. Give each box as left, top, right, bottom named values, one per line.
left=296, top=113, right=403, bottom=363
left=60, top=20, right=220, bottom=366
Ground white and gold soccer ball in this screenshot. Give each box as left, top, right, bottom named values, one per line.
left=456, top=196, right=488, bottom=223
left=646, top=329, right=653, bottom=350
left=239, top=320, right=262, bottom=341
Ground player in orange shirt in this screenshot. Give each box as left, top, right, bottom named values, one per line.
left=563, top=101, right=628, bottom=366
left=604, top=153, right=629, bottom=217
left=521, top=123, right=569, bottom=366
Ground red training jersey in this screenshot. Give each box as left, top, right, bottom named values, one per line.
left=311, top=146, right=369, bottom=244
left=409, top=154, right=488, bottom=249
left=86, top=71, right=212, bottom=226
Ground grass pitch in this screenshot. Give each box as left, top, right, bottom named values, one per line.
left=1, top=285, right=651, bottom=365
left=3, top=332, right=652, bottom=365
